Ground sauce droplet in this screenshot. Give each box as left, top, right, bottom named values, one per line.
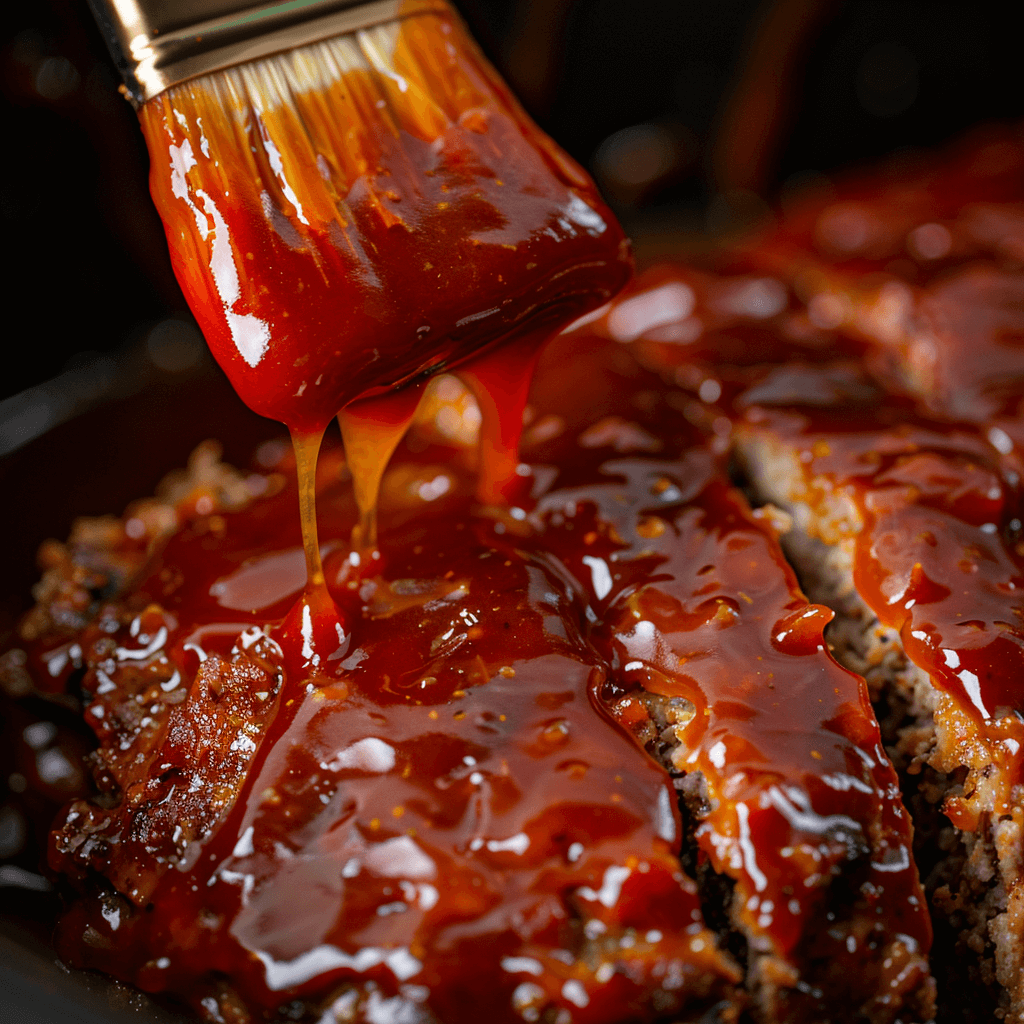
left=338, top=382, right=427, bottom=553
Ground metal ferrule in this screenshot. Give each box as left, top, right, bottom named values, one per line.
left=87, top=0, right=449, bottom=105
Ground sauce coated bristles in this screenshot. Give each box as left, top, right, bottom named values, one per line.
left=137, top=3, right=630, bottom=660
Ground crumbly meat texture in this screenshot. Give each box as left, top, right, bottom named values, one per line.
left=18, top=441, right=272, bottom=653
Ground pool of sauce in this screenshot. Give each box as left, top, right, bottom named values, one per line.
left=19, top=334, right=933, bottom=1023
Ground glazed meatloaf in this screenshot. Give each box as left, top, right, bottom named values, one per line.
left=9, top=330, right=932, bottom=1024
left=3, top=125, right=1022, bottom=1024
left=611, top=124, right=1024, bottom=1024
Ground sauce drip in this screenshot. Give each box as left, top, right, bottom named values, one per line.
left=290, top=429, right=329, bottom=590
left=282, top=428, right=350, bottom=675
left=456, top=327, right=547, bottom=504
left=136, top=1, right=630, bottom=657
left=338, top=383, right=426, bottom=552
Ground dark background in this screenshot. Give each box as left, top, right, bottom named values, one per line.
left=2, top=0, right=1022, bottom=406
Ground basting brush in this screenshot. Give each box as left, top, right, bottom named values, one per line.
left=86, top=0, right=630, bottom=433
left=87, top=0, right=631, bottom=657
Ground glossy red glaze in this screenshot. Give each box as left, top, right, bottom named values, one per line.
left=36, top=336, right=931, bottom=1023
left=138, top=4, right=630, bottom=435
left=740, top=402, right=1024, bottom=778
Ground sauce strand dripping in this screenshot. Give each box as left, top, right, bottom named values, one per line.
left=290, top=428, right=328, bottom=589
left=280, top=427, right=348, bottom=673
left=457, top=330, right=547, bottom=505
left=338, top=383, right=426, bottom=552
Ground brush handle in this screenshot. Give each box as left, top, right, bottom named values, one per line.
left=87, top=0, right=448, bottom=105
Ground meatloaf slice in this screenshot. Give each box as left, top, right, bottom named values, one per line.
left=735, top=405, right=1024, bottom=1024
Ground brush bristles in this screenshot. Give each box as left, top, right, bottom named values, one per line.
left=136, top=0, right=625, bottom=427
left=140, top=7, right=563, bottom=239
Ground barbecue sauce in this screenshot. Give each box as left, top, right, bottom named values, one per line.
left=34, top=21, right=1024, bottom=1024
left=338, top=382, right=426, bottom=552
left=137, top=2, right=630, bottom=664
left=28, top=331, right=935, bottom=1024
